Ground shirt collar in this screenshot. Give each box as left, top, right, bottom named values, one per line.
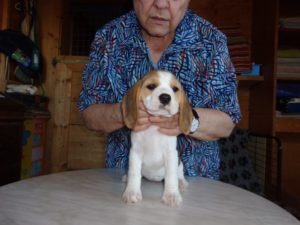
left=171, top=10, right=203, bottom=50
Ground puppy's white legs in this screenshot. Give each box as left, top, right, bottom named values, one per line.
left=162, top=150, right=182, bottom=207
left=122, top=150, right=143, bottom=203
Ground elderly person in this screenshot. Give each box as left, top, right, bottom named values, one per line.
left=78, top=0, right=241, bottom=179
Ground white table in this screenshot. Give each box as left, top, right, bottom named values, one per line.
left=0, top=169, right=299, bottom=225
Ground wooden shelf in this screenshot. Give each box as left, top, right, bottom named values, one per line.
left=277, top=76, right=300, bottom=81
left=276, top=115, right=300, bottom=133
left=237, top=76, right=264, bottom=86
left=237, top=75, right=264, bottom=81
left=279, top=28, right=300, bottom=33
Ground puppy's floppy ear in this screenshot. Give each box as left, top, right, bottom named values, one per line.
left=179, top=91, right=193, bottom=135
left=121, top=80, right=142, bottom=129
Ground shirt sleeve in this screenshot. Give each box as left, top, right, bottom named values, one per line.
left=77, top=29, right=115, bottom=112
left=206, top=32, right=241, bottom=124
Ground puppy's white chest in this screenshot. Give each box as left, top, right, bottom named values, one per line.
left=131, top=126, right=177, bottom=180
left=131, top=126, right=176, bottom=153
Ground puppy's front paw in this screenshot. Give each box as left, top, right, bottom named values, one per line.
left=162, top=192, right=182, bottom=207
left=122, top=189, right=143, bottom=204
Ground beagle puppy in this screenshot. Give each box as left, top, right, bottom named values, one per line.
left=121, top=70, right=193, bottom=207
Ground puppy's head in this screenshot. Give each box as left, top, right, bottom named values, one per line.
left=122, top=70, right=193, bottom=134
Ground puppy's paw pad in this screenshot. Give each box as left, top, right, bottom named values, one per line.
left=162, top=192, right=182, bottom=207
left=179, top=179, right=189, bottom=191
left=122, top=190, right=142, bottom=204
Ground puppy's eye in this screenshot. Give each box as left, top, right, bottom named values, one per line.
left=172, top=86, right=179, bottom=92
left=146, top=84, right=157, bottom=90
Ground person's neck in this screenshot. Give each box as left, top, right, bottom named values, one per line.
left=142, top=31, right=174, bottom=65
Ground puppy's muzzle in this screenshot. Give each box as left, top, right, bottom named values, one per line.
left=159, top=93, right=171, bottom=105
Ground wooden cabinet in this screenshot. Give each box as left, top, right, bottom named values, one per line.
left=191, top=3, right=298, bottom=215
left=0, top=95, right=25, bottom=185
left=251, top=0, right=300, bottom=216
left=276, top=0, right=300, bottom=129
left=275, top=0, right=300, bottom=216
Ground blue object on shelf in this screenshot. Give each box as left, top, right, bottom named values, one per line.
left=240, top=64, right=261, bottom=76
left=277, top=83, right=300, bottom=98
left=287, top=100, right=300, bottom=114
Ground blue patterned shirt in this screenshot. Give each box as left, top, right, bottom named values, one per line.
left=78, top=10, right=241, bottom=179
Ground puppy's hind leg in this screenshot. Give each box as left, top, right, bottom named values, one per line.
left=178, top=161, right=188, bottom=191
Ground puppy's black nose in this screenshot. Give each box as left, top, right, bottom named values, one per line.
left=159, top=93, right=171, bottom=105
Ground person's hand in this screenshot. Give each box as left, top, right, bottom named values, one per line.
left=132, top=102, right=151, bottom=132
left=149, top=113, right=182, bottom=136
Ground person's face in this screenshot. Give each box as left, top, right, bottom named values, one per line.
left=134, top=0, right=190, bottom=38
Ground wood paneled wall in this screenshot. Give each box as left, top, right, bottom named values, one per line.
left=190, top=0, right=252, bottom=38
left=37, top=0, right=63, bottom=172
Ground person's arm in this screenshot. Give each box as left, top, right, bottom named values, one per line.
left=188, top=108, right=234, bottom=140
left=82, top=103, right=124, bottom=133
left=82, top=102, right=152, bottom=133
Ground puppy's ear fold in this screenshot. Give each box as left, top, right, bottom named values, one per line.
left=121, top=80, right=142, bottom=129
left=179, top=91, right=193, bottom=135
